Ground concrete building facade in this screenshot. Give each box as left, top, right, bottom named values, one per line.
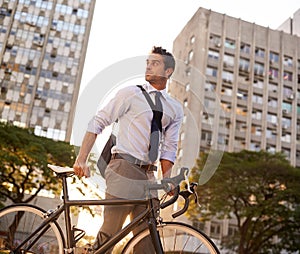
left=168, top=7, right=300, bottom=246
left=0, top=0, right=95, bottom=141
left=170, top=7, right=300, bottom=170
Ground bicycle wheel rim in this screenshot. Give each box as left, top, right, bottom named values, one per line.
left=122, top=221, right=220, bottom=254
left=0, top=204, right=64, bottom=254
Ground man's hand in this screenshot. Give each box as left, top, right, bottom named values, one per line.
left=73, top=160, right=90, bottom=178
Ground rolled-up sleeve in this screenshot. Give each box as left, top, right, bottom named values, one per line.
left=160, top=107, right=183, bottom=163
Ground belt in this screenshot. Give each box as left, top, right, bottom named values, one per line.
left=112, top=153, right=157, bottom=172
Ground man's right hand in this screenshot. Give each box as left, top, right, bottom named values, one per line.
left=73, top=160, right=91, bottom=178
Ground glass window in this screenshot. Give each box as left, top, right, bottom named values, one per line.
left=209, top=34, right=221, bottom=47
left=240, top=43, right=250, bottom=54
left=283, top=56, right=293, bottom=67
left=190, top=35, right=195, bottom=44
left=270, top=52, right=279, bottom=63
left=221, top=86, right=232, bottom=96
left=268, top=98, right=277, bottom=108
left=254, top=62, right=264, bottom=76
left=252, top=94, right=263, bottom=104
left=268, top=83, right=278, bottom=92
left=208, top=50, right=219, bottom=60
left=224, top=38, right=235, bottom=50
left=224, top=54, right=234, bottom=67
left=282, top=102, right=292, bottom=113
left=222, top=71, right=234, bottom=83
left=255, top=47, right=265, bottom=58
left=204, top=82, right=216, bottom=92
left=239, top=58, right=250, bottom=71
left=253, top=79, right=264, bottom=89
left=283, top=71, right=293, bottom=81
left=252, top=110, right=262, bottom=120
left=269, top=68, right=279, bottom=79
left=267, top=113, right=278, bottom=124
left=206, top=67, right=218, bottom=77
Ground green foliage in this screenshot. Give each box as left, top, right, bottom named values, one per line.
left=188, top=150, right=300, bottom=254
left=0, top=122, right=76, bottom=205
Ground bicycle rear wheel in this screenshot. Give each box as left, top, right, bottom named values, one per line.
left=0, top=204, right=64, bottom=254
left=122, top=221, right=220, bottom=254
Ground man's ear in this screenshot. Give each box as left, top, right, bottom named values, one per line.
left=165, top=68, right=174, bottom=78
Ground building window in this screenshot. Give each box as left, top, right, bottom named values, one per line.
left=185, top=83, right=190, bottom=92
left=255, top=47, right=265, bottom=58
left=283, top=86, right=294, bottom=100
left=250, top=142, right=261, bottom=152
left=208, top=50, right=219, bottom=60
left=206, top=67, right=218, bottom=77
left=239, top=58, right=250, bottom=72
left=186, top=50, right=194, bottom=64
left=253, top=79, right=264, bottom=89
left=268, top=83, right=278, bottom=93
left=283, top=56, right=293, bottom=67
left=224, top=38, right=235, bottom=50
left=237, top=89, right=248, bottom=100
left=254, top=62, right=264, bottom=76
left=282, top=102, right=292, bottom=114
left=209, top=34, right=221, bottom=48
left=190, top=35, right=195, bottom=44
left=252, top=94, right=263, bottom=104
left=267, top=113, right=278, bottom=124
left=269, top=68, right=279, bottom=79
left=268, top=98, right=277, bottom=108
left=221, top=86, right=232, bottom=96
left=223, top=54, right=234, bottom=67
left=205, top=82, right=216, bottom=92
left=240, top=43, right=251, bottom=54
left=283, top=71, right=293, bottom=81
left=222, top=71, right=234, bottom=83
left=270, top=52, right=279, bottom=63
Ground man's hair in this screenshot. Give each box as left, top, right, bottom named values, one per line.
left=151, top=46, right=176, bottom=72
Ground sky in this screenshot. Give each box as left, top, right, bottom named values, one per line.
left=80, top=0, right=300, bottom=89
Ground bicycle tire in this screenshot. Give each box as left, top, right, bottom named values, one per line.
left=122, top=221, right=220, bottom=254
left=0, top=204, right=65, bottom=254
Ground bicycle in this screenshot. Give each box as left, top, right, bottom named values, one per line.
left=0, top=164, right=220, bottom=254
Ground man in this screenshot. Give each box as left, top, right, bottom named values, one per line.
left=73, top=46, right=183, bottom=252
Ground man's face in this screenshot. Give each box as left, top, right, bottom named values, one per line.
left=145, top=53, right=169, bottom=84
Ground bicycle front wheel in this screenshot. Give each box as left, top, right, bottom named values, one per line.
left=122, top=221, right=220, bottom=254
left=0, top=204, right=64, bottom=254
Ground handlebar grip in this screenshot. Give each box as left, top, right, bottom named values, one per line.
left=160, top=186, right=180, bottom=209
left=172, top=198, right=190, bottom=218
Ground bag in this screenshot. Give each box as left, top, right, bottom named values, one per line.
left=97, top=133, right=116, bottom=178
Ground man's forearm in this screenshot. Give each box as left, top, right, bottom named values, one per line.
left=76, top=132, right=97, bottom=163
left=160, top=159, right=174, bottom=178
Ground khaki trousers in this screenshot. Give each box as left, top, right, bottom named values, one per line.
left=94, top=158, right=158, bottom=254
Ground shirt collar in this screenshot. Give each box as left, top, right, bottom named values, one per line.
left=144, top=82, right=168, bottom=100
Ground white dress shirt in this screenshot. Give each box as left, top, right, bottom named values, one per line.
left=87, top=83, right=183, bottom=163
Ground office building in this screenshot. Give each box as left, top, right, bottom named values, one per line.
left=0, top=0, right=95, bottom=141
left=170, top=7, right=300, bottom=170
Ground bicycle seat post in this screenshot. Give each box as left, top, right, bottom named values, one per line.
left=60, top=173, right=75, bottom=251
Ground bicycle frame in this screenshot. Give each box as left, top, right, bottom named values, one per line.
left=14, top=172, right=164, bottom=254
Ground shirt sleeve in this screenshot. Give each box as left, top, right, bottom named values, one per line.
left=87, top=87, right=130, bottom=134
left=160, top=103, right=184, bottom=163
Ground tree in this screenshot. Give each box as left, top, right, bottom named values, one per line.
left=0, top=122, right=76, bottom=207
left=187, top=150, right=300, bottom=254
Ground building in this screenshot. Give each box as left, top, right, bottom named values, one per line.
left=168, top=7, right=300, bottom=247
left=170, top=7, right=300, bottom=170
left=0, top=0, right=95, bottom=141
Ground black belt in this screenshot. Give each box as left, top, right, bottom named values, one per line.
left=112, top=153, right=157, bottom=172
